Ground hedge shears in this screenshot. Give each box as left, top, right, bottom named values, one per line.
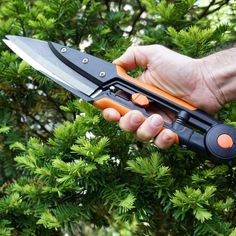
left=4, top=36, right=236, bottom=161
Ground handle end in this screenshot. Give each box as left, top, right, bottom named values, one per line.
left=206, top=124, right=236, bottom=160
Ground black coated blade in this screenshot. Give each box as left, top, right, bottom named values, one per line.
left=3, top=36, right=99, bottom=100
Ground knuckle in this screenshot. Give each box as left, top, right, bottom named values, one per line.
left=153, top=44, right=165, bottom=50
left=126, top=45, right=136, bottom=54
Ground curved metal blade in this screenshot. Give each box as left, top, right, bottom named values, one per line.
left=3, top=36, right=98, bottom=100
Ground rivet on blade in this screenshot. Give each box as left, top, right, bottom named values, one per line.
left=109, top=86, right=116, bottom=91
left=99, top=71, right=106, bottom=77
left=60, top=47, right=67, bottom=53
left=82, top=58, right=89, bottom=64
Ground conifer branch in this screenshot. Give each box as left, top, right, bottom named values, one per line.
left=104, top=0, right=110, bottom=11
left=129, top=0, right=145, bottom=37
left=0, top=1, right=235, bottom=235
left=76, top=3, right=91, bottom=46
left=118, top=0, right=123, bottom=10
left=26, top=113, right=51, bottom=135
left=198, top=0, right=230, bottom=19
left=34, top=131, right=48, bottom=142
left=198, top=0, right=216, bottom=19
left=207, top=0, right=230, bottom=15
left=17, top=118, right=47, bottom=141
left=28, top=80, right=67, bottom=120
left=45, top=94, right=67, bottom=120
left=13, top=3, right=27, bottom=36
left=10, top=93, right=49, bottom=136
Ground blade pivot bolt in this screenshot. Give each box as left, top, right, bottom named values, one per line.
left=82, top=58, right=89, bottom=64
left=60, top=47, right=67, bottom=53
left=99, top=71, right=106, bottom=77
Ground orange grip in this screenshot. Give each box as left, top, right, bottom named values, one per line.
left=93, top=97, right=179, bottom=144
left=116, top=65, right=197, bottom=111
left=93, top=97, right=130, bottom=116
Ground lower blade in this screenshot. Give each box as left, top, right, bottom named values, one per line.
left=4, top=36, right=98, bottom=99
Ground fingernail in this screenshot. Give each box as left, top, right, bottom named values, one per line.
left=150, top=115, right=163, bottom=127
left=163, top=130, right=174, bottom=142
left=107, top=113, right=119, bottom=122
left=130, top=113, right=143, bottom=124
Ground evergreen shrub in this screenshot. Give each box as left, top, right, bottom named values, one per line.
left=0, top=0, right=235, bottom=235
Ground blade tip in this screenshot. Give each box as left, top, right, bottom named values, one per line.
left=5, top=35, right=23, bottom=42
left=3, top=38, right=10, bottom=47
left=6, top=34, right=17, bottom=40
left=2, top=35, right=14, bottom=44
left=5, top=35, right=14, bottom=39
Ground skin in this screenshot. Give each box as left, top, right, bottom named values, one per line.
left=102, top=45, right=236, bottom=149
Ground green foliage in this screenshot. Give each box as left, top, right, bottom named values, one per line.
left=0, top=0, right=236, bottom=235
left=37, top=210, right=60, bottom=230
left=0, top=220, right=12, bottom=236
left=167, top=25, right=229, bottom=57
left=126, top=153, right=173, bottom=192
left=171, top=186, right=216, bottom=222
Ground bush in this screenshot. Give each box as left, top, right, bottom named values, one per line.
left=0, top=0, right=235, bottom=235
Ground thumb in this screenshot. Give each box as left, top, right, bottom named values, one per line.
left=113, top=45, right=156, bottom=70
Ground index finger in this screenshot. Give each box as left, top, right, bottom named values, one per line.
left=113, top=45, right=158, bottom=70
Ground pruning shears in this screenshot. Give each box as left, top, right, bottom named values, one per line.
left=4, top=36, right=236, bottom=161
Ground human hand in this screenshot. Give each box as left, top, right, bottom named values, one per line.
left=103, top=45, right=225, bottom=149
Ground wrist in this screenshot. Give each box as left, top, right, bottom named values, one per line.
left=198, top=49, right=236, bottom=106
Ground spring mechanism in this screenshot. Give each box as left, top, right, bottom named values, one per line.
left=176, top=111, right=189, bottom=125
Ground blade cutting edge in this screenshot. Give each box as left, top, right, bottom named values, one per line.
left=3, top=36, right=98, bottom=98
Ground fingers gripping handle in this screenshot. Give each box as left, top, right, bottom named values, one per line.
left=93, top=94, right=179, bottom=144
left=93, top=91, right=236, bottom=160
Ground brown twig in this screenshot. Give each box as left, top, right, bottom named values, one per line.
left=129, top=0, right=145, bottom=36
left=198, top=0, right=230, bottom=19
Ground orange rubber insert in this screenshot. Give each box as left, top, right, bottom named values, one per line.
left=116, top=65, right=197, bottom=111
left=217, top=134, right=234, bottom=149
left=93, top=97, right=130, bottom=116
left=131, top=93, right=149, bottom=108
